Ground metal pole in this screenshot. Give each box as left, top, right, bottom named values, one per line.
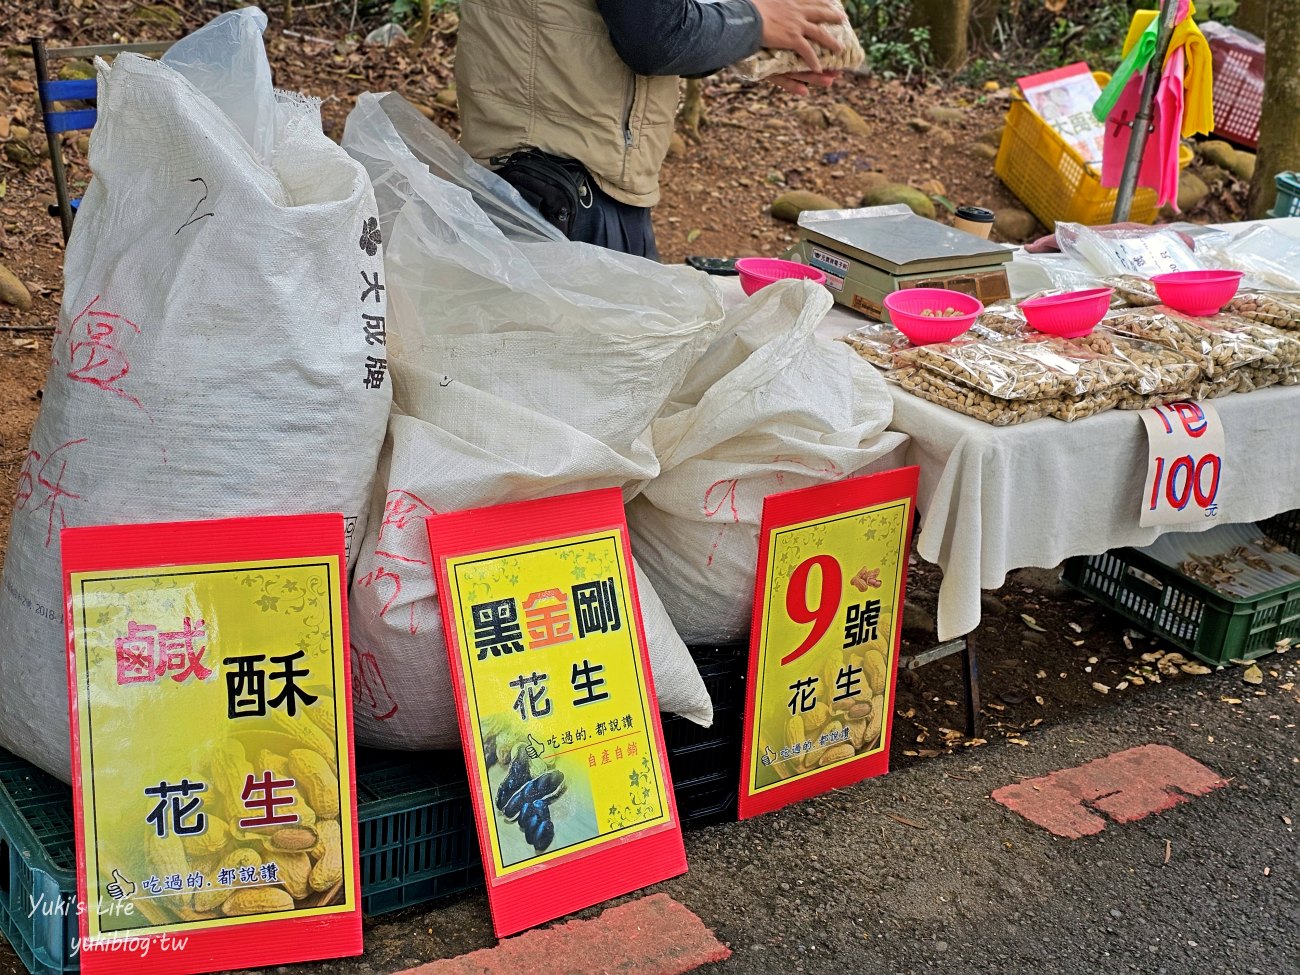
left=30, top=37, right=75, bottom=244
left=1111, top=0, right=1180, bottom=222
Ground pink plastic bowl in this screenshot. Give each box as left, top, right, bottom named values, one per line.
left=884, top=288, right=983, bottom=344
left=1151, top=270, right=1245, bottom=317
left=1019, top=287, right=1115, bottom=339
left=735, top=257, right=827, bottom=296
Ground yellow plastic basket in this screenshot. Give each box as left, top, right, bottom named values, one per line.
left=996, top=71, right=1158, bottom=229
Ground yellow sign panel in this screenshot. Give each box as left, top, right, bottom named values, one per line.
left=445, top=529, right=672, bottom=877
left=748, top=498, right=911, bottom=797
left=69, top=557, right=354, bottom=937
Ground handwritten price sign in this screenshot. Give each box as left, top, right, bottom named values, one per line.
left=1138, top=401, right=1225, bottom=528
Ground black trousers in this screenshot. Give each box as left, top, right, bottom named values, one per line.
left=569, top=175, right=661, bottom=262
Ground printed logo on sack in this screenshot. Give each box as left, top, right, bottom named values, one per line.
left=359, top=217, right=382, bottom=257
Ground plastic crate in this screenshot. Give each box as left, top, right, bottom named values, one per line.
left=1270, top=173, right=1300, bottom=220
left=1260, top=509, right=1300, bottom=554
left=0, top=747, right=483, bottom=975
left=354, top=748, right=481, bottom=917
left=662, top=644, right=747, bottom=828
left=1062, top=524, right=1300, bottom=666
left=1203, top=20, right=1264, bottom=149
left=995, top=72, right=1158, bottom=230
left=0, top=752, right=77, bottom=975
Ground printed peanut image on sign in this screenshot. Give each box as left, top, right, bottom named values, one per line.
left=64, top=518, right=357, bottom=962
left=447, top=532, right=670, bottom=875
left=751, top=508, right=903, bottom=791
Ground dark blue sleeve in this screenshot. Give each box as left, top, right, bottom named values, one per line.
left=595, top=0, right=765, bottom=78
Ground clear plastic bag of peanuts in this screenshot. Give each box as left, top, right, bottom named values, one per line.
left=1102, top=306, right=1273, bottom=378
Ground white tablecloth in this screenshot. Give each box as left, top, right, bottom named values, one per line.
left=889, top=384, right=1300, bottom=640
left=716, top=217, right=1300, bottom=641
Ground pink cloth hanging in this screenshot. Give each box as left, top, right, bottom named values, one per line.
left=1156, top=47, right=1187, bottom=209
left=1100, top=47, right=1186, bottom=208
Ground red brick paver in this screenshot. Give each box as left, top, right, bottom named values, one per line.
left=992, top=744, right=1227, bottom=839
left=396, top=893, right=730, bottom=975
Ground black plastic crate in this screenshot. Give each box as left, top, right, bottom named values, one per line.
left=354, top=748, right=481, bottom=916
left=662, top=644, right=748, bottom=828
left=0, top=745, right=484, bottom=975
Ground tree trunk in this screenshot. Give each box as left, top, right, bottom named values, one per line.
left=969, top=0, right=1003, bottom=52
left=1234, top=0, right=1269, bottom=40
left=412, top=0, right=434, bottom=45
left=911, top=0, right=971, bottom=72
left=1248, top=0, right=1300, bottom=218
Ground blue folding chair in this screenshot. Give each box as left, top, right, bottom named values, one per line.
left=29, top=37, right=172, bottom=243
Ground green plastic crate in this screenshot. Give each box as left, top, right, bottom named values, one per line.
left=1063, top=521, right=1300, bottom=665
left=1270, top=172, right=1300, bottom=219
left=0, top=751, right=77, bottom=975
left=0, top=747, right=482, bottom=975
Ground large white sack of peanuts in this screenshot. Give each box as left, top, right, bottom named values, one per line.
left=0, top=8, right=391, bottom=782
left=342, top=93, right=726, bottom=749
left=628, top=282, right=906, bottom=645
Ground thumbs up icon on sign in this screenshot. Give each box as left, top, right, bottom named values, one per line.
left=107, top=870, right=135, bottom=900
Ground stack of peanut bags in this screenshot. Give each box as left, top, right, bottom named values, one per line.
left=842, top=281, right=1300, bottom=426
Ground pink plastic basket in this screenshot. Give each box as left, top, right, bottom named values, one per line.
left=1019, top=288, right=1114, bottom=339
left=1151, top=270, right=1245, bottom=318
left=883, top=288, right=982, bottom=344
left=734, top=257, right=827, bottom=296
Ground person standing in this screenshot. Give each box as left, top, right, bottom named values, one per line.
left=456, top=0, right=848, bottom=258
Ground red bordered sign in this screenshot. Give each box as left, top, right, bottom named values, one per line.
left=739, top=468, right=918, bottom=819
left=63, top=514, right=362, bottom=975
left=428, top=488, right=686, bottom=938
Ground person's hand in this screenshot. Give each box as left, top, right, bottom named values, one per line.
left=751, top=0, right=850, bottom=74
left=769, top=70, right=840, bottom=96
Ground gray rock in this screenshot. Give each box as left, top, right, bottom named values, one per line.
left=830, top=103, right=871, bottom=137
left=770, top=190, right=840, bottom=223
left=927, top=106, right=966, bottom=127
left=795, top=106, right=827, bottom=129
left=1177, top=171, right=1210, bottom=213
left=862, top=183, right=936, bottom=220
left=1227, top=150, right=1256, bottom=182
left=1008, top=565, right=1068, bottom=594
left=993, top=207, right=1037, bottom=241
left=1197, top=139, right=1237, bottom=170
left=0, top=262, right=33, bottom=311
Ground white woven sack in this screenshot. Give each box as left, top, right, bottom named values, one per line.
left=0, top=10, right=390, bottom=782
left=343, top=94, right=725, bottom=749
left=628, top=281, right=906, bottom=646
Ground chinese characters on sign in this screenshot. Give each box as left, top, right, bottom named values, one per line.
left=453, top=551, right=662, bottom=866
left=63, top=514, right=361, bottom=975
left=740, top=468, right=918, bottom=820
left=428, top=489, right=685, bottom=938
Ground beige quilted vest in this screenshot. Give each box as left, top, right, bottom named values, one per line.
left=455, top=0, right=681, bottom=207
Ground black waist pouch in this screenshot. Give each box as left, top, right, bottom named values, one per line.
left=491, top=149, right=592, bottom=238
